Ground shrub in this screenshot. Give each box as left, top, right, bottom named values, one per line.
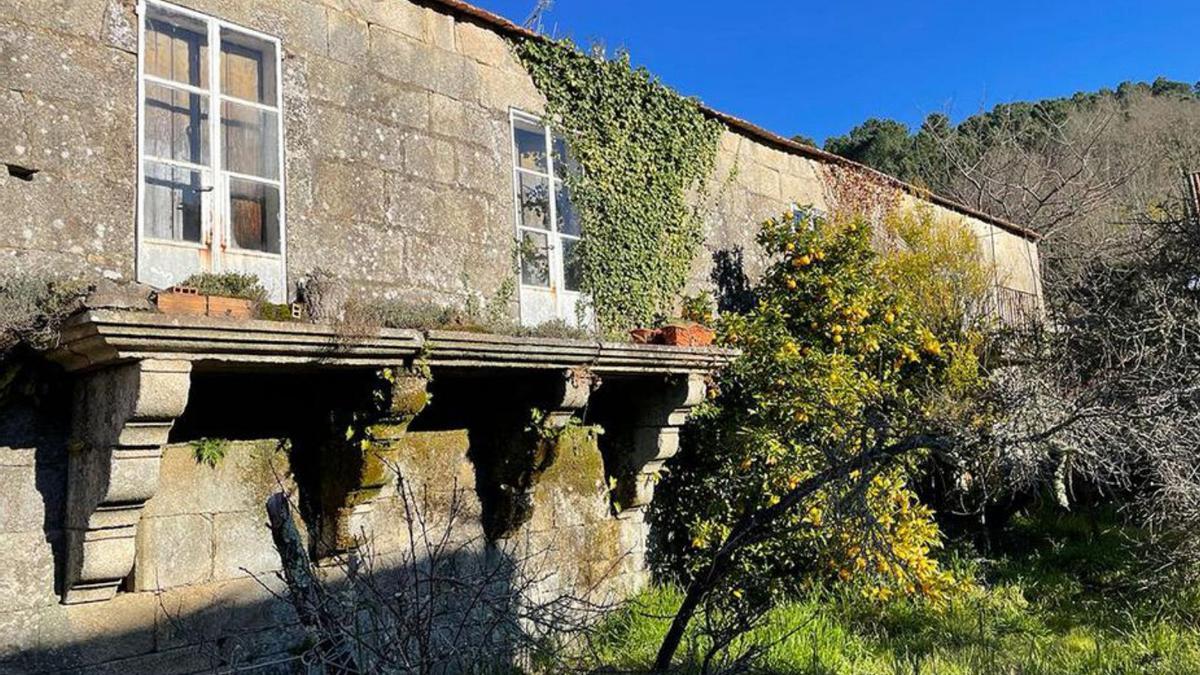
left=179, top=272, right=267, bottom=303
left=0, top=272, right=90, bottom=354
left=651, top=207, right=992, bottom=610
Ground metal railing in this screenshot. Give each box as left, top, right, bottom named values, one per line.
left=989, top=286, right=1041, bottom=330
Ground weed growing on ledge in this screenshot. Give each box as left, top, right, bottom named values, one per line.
left=192, top=438, right=229, bottom=468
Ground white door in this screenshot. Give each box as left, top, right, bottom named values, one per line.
left=136, top=1, right=286, bottom=301
left=510, top=112, right=589, bottom=328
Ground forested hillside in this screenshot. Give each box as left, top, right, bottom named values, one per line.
left=820, top=77, right=1200, bottom=253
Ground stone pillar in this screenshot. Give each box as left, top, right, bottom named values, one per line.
left=317, top=367, right=429, bottom=558
left=64, top=358, right=192, bottom=604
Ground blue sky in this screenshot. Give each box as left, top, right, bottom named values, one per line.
left=470, top=0, right=1200, bottom=145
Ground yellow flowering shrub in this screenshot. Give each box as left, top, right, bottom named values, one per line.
left=652, top=207, right=990, bottom=607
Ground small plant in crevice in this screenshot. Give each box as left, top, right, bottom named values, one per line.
left=192, top=437, right=229, bottom=468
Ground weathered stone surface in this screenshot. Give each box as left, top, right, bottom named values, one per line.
left=0, top=532, right=57, bottom=613
left=0, top=465, right=45, bottom=533
left=37, top=591, right=158, bottom=669
left=326, top=8, right=368, bottom=62
left=134, top=514, right=213, bottom=590
left=455, top=20, right=515, bottom=69
left=212, top=511, right=280, bottom=580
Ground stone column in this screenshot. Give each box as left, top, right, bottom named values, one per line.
left=317, top=367, right=429, bottom=558
left=64, top=358, right=192, bottom=604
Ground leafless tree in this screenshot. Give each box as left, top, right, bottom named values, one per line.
left=263, top=469, right=617, bottom=674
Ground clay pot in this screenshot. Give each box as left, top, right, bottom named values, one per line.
left=629, top=327, right=659, bottom=344
left=659, top=323, right=715, bottom=347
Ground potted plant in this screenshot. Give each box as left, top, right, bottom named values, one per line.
left=156, top=272, right=267, bottom=320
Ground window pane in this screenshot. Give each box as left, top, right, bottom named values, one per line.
left=221, top=28, right=278, bottom=105
left=143, top=161, right=203, bottom=243
left=144, top=5, right=208, bottom=88
left=144, top=83, right=209, bottom=165
left=519, top=230, right=550, bottom=288
left=516, top=171, right=550, bottom=230
left=229, top=177, right=280, bottom=253
left=552, top=134, right=577, bottom=178
left=555, top=180, right=580, bottom=236
left=221, top=100, right=279, bottom=179
left=513, top=119, right=547, bottom=173
left=562, top=237, right=582, bottom=292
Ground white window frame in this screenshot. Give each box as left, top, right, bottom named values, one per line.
left=509, top=109, right=581, bottom=320
left=135, top=0, right=287, bottom=291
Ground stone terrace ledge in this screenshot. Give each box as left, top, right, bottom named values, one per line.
left=46, top=309, right=734, bottom=604
left=50, top=309, right=733, bottom=374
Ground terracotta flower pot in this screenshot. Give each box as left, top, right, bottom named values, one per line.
left=629, top=327, right=659, bottom=344
left=660, top=323, right=715, bottom=347
left=156, top=286, right=207, bottom=316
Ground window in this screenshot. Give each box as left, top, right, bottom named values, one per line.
left=137, top=1, right=285, bottom=298
left=510, top=111, right=584, bottom=325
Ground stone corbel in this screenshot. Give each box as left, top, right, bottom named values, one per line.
left=609, top=373, right=707, bottom=516
left=63, top=358, right=192, bottom=604
left=478, top=367, right=594, bottom=540
left=317, top=367, right=429, bottom=558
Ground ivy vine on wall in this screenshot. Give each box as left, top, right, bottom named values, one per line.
left=515, top=39, right=723, bottom=333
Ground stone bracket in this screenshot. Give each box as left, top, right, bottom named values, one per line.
left=478, top=368, right=595, bottom=540
left=610, top=373, right=706, bottom=516
left=63, top=358, right=192, bottom=604
left=316, top=367, right=430, bottom=558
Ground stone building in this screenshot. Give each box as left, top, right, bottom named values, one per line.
left=0, top=0, right=1043, bottom=672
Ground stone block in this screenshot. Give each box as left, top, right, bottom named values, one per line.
left=454, top=143, right=505, bottom=195
left=739, top=161, right=782, bottom=199
left=314, top=159, right=387, bottom=223
left=133, top=514, right=213, bottom=591
left=149, top=441, right=292, bottom=518
left=37, top=591, right=158, bottom=669
left=353, top=0, right=425, bottom=39
left=368, top=23, right=420, bottom=77
left=0, top=464, right=45, bottom=533
left=0, top=0, right=105, bottom=40
left=211, top=511, right=280, bottom=580
left=0, top=22, right=135, bottom=108
left=423, top=7, right=456, bottom=50
left=0, top=608, right=39, bottom=666
left=326, top=8, right=368, bottom=62
left=402, top=131, right=456, bottom=184
left=310, top=102, right=406, bottom=169
left=455, top=21, right=515, bottom=70
left=155, top=575, right=293, bottom=652
left=0, top=532, right=56, bottom=613
left=476, top=63, right=544, bottom=114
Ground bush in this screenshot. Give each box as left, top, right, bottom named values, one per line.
left=651, top=207, right=992, bottom=611
left=0, top=273, right=90, bottom=354
left=179, top=272, right=268, bottom=303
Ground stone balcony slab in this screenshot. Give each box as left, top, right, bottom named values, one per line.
left=50, top=310, right=734, bottom=376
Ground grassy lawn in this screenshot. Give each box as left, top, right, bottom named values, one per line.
left=592, top=513, right=1200, bottom=673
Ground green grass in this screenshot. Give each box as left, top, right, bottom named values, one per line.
left=592, top=511, right=1200, bottom=673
